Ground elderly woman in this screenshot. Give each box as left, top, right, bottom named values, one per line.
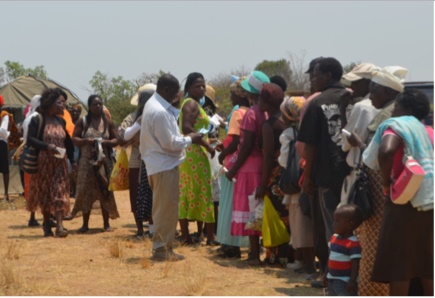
left=278, top=96, right=316, bottom=273
left=120, top=86, right=156, bottom=238
left=178, top=72, right=216, bottom=245
left=216, top=77, right=250, bottom=258
left=346, top=66, right=407, bottom=295
left=226, top=71, right=270, bottom=265
left=362, top=89, right=434, bottom=296
left=26, top=88, right=75, bottom=237
left=70, top=94, right=119, bottom=233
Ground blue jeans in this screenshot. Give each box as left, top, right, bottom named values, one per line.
left=327, top=279, right=357, bottom=296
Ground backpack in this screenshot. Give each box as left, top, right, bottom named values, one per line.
left=278, top=127, right=302, bottom=195
left=0, top=110, right=21, bottom=150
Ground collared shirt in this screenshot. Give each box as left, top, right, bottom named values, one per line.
left=139, top=92, right=192, bottom=176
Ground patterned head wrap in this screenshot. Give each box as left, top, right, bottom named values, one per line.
left=280, top=96, right=306, bottom=123
left=230, top=76, right=248, bottom=99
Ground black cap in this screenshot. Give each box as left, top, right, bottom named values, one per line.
left=305, top=56, right=325, bottom=74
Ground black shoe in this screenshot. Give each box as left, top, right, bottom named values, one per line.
left=28, top=219, right=40, bottom=227
left=43, top=223, right=54, bottom=237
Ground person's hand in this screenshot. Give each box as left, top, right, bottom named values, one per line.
left=117, top=138, right=128, bottom=147
left=189, top=133, right=204, bottom=144
left=225, top=168, right=236, bottom=181
left=302, top=176, right=315, bottom=196
left=346, top=280, right=357, bottom=294
left=47, top=144, right=59, bottom=154
left=87, top=137, right=96, bottom=145
left=347, top=132, right=363, bottom=147
left=215, top=143, right=224, bottom=152
left=255, top=185, right=266, bottom=200
left=207, top=145, right=215, bottom=158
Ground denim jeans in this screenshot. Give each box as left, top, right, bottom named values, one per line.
left=327, top=279, right=357, bottom=296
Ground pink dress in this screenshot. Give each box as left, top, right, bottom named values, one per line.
left=231, top=105, right=267, bottom=236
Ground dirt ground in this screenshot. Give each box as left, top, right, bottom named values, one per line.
left=0, top=191, right=324, bottom=296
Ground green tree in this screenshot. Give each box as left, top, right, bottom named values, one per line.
left=132, top=70, right=166, bottom=89
left=0, top=60, right=48, bottom=85
left=255, top=59, right=292, bottom=85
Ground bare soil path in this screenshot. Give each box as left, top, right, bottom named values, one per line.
left=0, top=192, right=323, bottom=296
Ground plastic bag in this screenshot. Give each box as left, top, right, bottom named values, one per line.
left=208, top=151, right=222, bottom=180
left=245, top=191, right=264, bottom=231
left=108, top=148, right=129, bottom=191
left=262, top=195, right=290, bottom=247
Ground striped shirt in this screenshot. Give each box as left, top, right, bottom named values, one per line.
left=327, top=234, right=361, bottom=282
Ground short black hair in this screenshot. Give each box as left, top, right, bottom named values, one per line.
left=316, top=57, right=343, bottom=81
left=270, top=75, right=288, bottom=92
left=336, top=204, right=364, bottom=230
left=56, top=88, right=68, bottom=101
left=305, top=56, right=325, bottom=74
left=157, top=74, right=179, bottom=91
left=396, top=88, right=430, bottom=121
left=40, top=88, right=63, bottom=112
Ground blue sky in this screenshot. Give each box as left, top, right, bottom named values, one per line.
left=1, top=1, right=433, bottom=102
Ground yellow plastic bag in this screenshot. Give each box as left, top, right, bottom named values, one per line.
left=262, top=195, right=290, bottom=247
left=108, top=148, right=129, bottom=191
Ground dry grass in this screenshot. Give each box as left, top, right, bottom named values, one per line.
left=107, top=240, right=124, bottom=259
left=183, top=260, right=206, bottom=296
left=0, top=260, right=22, bottom=294
left=161, top=259, right=173, bottom=278
left=4, top=240, right=21, bottom=260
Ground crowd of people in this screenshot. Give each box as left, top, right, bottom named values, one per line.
left=0, top=56, right=433, bottom=296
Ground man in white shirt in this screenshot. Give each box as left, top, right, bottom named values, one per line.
left=0, top=95, right=10, bottom=201
left=140, top=74, right=203, bottom=261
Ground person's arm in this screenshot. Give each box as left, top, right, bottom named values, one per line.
left=102, top=119, right=119, bottom=148
left=181, top=100, right=214, bottom=157
left=225, top=129, right=255, bottom=180
left=346, top=259, right=360, bottom=294
left=302, top=143, right=316, bottom=195
left=218, top=135, right=239, bottom=165
left=123, top=121, right=140, bottom=141
left=378, top=134, right=401, bottom=196
left=255, top=122, right=274, bottom=199
left=27, top=115, right=48, bottom=150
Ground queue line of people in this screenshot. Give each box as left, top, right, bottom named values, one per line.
left=0, top=57, right=433, bottom=296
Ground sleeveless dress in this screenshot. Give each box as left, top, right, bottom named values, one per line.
left=72, top=119, right=119, bottom=219
left=28, top=122, right=70, bottom=215
left=178, top=98, right=214, bottom=223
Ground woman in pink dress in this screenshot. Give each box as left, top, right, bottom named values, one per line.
left=226, top=71, right=270, bottom=265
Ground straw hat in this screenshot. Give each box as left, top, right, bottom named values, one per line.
left=130, top=83, right=157, bottom=106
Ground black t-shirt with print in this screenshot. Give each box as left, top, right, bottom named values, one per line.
left=298, top=84, right=350, bottom=189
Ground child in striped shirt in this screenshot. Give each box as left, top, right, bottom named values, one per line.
left=326, top=204, right=363, bottom=296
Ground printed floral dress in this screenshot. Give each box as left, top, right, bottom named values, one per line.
left=178, top=98, right=214, bottom=223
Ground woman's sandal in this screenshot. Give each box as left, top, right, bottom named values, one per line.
left=55, top=229, right=69, bottom=238
left=104, top=226, right=114, bottom=232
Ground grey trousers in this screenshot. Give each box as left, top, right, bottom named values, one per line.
left=148, top=167, right=180, bottom=251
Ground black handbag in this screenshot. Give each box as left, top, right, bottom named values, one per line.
left=19, top=114, right=43, bottom=174
left=279, top=127, right=302, bottom=195
left=347, top=154, right=373, bottom=221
